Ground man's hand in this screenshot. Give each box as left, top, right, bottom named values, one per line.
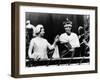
left=69, top=48, right=75, bottom=52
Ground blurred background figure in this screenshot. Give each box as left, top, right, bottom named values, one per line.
left=26, top=20, right=36, bottom=58
left=78, top=26, right=90, bottom=57
left=26, top=20, right=36, bottom=37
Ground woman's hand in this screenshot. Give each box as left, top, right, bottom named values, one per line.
left=54, top=35, right=59, bottom=43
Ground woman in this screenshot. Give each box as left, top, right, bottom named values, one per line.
left=28, top=24, right=59, bottom=60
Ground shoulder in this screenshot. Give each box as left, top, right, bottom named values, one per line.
left=42, top=38, right=48, bottom=43
left=71, top=32, right=79, bottom=39
left=26, top=24, right=35, bottom=28
left=71, top=32, right=78, bottom=36
left=60, top=33, right=66, bottom=37
left=31, top=24, right=35, bottom=28
left=30, top=37, right=37, bottom=43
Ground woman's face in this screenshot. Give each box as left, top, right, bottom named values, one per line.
left=40, top=27, right=45, bottom=36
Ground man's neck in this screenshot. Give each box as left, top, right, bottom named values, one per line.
left=66, top=32, right=71, bottom=36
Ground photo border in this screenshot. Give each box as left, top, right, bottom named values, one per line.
left=11, top=2, right=98, bottom=78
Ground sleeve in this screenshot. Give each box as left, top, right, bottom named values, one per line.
left=71, top=34, right=80, bottom=48
left=46, top=40, right=55, bottom=50
left=28, top=39, right=35, bottom=58
left=59, top=34, right=68, bottom=43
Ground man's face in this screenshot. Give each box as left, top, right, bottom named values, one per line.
left=64, top=24, right=72, bottom=34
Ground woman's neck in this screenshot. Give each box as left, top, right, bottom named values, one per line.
left=37, top=34, right=42, bottom=38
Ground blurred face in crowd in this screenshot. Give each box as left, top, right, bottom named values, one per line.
left=26, top=20, right=30, bottom=25
left=64, top=24, right=72, bottom=35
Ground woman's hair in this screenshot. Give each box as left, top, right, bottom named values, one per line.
left=36, top=27, right=43, bottom=35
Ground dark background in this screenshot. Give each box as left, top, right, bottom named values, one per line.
left=26, top=12, right=89, bottom=44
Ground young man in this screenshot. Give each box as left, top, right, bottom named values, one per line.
left=59, top=18, right=80, bottom=58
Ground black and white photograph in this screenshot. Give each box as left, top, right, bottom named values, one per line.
left=25, top=13, right=90, bottom=67
left=11, top=2, right=97, bottom=78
